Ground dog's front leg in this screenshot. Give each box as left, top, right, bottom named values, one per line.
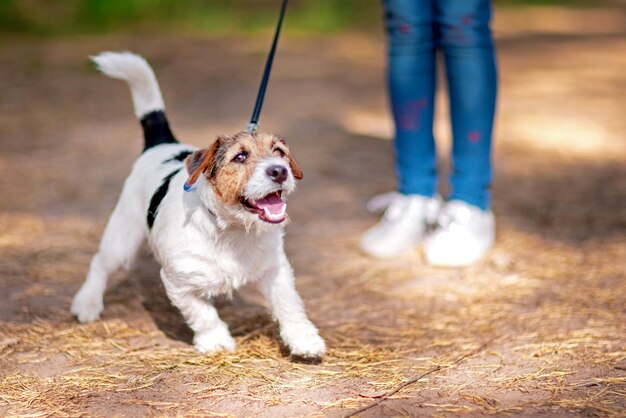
left=259, top=256, right=326, bottom=361
left=161, top=269, right=235, bottom=354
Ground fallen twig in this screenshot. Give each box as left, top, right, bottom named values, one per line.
left=344, top=339, right=494, bottom=417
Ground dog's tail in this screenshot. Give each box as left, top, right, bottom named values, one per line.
left=91, top=51, right=177, bottom=151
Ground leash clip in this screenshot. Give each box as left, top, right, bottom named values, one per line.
left=247, top=122, right=259, bottom=133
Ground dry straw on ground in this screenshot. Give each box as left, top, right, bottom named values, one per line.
left=1, top=212, right=624, bottom=417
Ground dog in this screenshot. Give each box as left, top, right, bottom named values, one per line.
left=70, top=52, right=326, bottom=360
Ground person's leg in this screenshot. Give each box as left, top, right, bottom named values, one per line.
left=436, top=0, right=497, bottom=210
left=423, top=0, right=497, bottom=266
left=384, top=0, right=437, bottom=197
left=360, top=0, right=441, bottom=259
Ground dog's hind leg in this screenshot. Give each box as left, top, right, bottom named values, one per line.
left=71, top=190, right=145, bottom=323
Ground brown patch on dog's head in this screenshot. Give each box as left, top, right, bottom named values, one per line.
left=185, top=131, right=302, bottom=206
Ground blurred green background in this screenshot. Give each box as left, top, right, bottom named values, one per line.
left=0, top=0, right=611, bottom=37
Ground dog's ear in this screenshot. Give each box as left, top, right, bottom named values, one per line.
left=288, top=153, right=303, bottom=180
left=184, top=138, right=222, bottom=188
left=279, top=139, right=303, bottom=180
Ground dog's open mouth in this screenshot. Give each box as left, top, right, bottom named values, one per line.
left=243, top=191, right=286, bottom=224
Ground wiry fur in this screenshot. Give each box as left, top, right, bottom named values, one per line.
left=71, top=52, right=325, bottom=359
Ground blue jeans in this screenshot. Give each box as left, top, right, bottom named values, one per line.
left=383, top=0, right=497, bottom=210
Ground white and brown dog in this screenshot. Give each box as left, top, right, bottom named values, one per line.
left=71, top=52, right=325, bottom=360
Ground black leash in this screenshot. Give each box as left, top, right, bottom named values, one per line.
left=247, top=0, right=289, bottom=133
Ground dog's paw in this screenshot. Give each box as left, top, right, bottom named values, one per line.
left=71, top=287, right=103, bottom=323
left=285, top=327, right=326, bottom=361
left=194, top=327, right=236, bottom=354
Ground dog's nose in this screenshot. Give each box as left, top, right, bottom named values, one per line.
left=266, top=165, right=288, bottom=184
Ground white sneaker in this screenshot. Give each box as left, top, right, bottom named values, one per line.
left=424, top=200, right=495, bottom=267
left=360, top=194, right=441, bottom=259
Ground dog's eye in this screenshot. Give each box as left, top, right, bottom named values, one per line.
left=273, top=147, right=285, bottom=158
left=232, top=152, right=248, bottom=164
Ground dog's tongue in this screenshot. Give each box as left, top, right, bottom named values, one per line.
left=254, top=193, right=285, bottom=214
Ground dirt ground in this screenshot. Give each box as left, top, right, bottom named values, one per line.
left=1, top=7, right=625, bottom=417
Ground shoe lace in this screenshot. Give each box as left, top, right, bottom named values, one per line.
left=436, top=202, right=474, bottom=231
left=383, top=195, right=440, bottom=223
left=366, top=191, right=401, bottom=213
left=383, top=197, right=411, bottom=222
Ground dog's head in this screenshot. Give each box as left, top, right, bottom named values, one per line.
left=184, top=131, right=302, bottom=228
